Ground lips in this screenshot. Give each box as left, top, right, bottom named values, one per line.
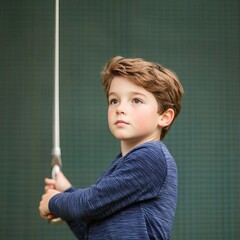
left=115, top=120, right=129, bottom=125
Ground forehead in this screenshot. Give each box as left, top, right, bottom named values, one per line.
left=109, top=76, right=147, bottom=94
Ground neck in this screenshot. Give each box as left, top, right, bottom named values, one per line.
left=120, top=135, right=160, bottom=156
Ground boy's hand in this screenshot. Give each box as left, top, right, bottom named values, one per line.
left=39, top=189, right=60, bottom=220
left=45, top=171, right=72, bottom=193
left=39, top=171, right=71, bottom=220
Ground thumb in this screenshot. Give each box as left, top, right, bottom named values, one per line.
left=55, top=170, right=67, bottom=182
left=55, top=171, right=72, bottom=192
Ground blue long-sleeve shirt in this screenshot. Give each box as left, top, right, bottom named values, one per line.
left=49, top=141, right=178, bottom=239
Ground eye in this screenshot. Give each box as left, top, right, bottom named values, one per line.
left=109, top=98, right=118, bottom=105
left=132, top=98, right=143, bottom=104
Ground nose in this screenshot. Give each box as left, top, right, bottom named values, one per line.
left=116, top=102, right=127, bottom=115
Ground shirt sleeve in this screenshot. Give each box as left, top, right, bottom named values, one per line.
left=49, top=146, right=167, bottom=222
left=63, top=187, right=86, bottom=239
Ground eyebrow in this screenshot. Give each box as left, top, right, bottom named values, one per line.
left=108, top=91, right=147, bottom=98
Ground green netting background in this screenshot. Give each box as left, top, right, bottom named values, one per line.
left=0, top=0, right=239, bottom=239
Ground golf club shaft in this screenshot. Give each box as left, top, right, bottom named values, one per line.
left=49, top=0, right=62, bottom=225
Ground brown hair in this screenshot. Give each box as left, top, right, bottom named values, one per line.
left=101, top=56, right=184, bottom=140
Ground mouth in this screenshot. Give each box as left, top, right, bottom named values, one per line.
left=115, top=120, right=129, bottom=125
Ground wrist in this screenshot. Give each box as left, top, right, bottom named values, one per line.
left=64, top=186, right=76, bottom=193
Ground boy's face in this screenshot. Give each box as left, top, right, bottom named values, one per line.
left=108, top=76, right=162, bottom=146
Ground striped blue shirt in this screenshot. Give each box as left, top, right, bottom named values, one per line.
left=49, top=141, right=178, bottom=239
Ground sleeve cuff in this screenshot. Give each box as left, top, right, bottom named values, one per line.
left=64, top=186, right=76, bottom=193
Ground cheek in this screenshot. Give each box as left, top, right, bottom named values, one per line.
left=133, top=109, right=159, bottom=129
left=108, top=108, right=114, bottom=123
left=132, top=111, right=150, bottom=129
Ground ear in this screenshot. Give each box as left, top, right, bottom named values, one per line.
left=158, top=108, right=175, bottom=128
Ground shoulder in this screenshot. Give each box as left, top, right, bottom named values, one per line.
left=121, top=141, right=169, bottom=178
left=124, top=141, right=168, bottom=163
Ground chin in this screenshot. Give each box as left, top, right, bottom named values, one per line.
left=111, top=132, right=131, bottom=140
left=114, top=135, right=130, bottom=140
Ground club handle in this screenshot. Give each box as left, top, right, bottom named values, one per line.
left=48, top=161, right=63, bottom=225
left=52, top=164, right=60, bottom=179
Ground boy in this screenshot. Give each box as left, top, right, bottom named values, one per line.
left=39, top=56, right=184, bottom=239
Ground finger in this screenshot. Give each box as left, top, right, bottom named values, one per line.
left=39, top=205, right=47, bottom=219
left=45, top=184, right=54, bottom=189
left=40, top=213, right=49, bottom=220
left=44, top=185, right=54, bottom=192
left=45, top=178, right=56, bottom=185
left=47, top=214, right=55, bottom=220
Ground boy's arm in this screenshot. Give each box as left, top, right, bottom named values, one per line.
left=64, top=186, right=87, bottom=239
left=48, top=149, right=168, bottom=222
left=65, top=219, right=86, bottom=240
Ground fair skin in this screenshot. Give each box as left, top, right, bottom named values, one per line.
left=39, top=171, right=71, bottom=220
left=39, top=76, right=175, bottom=220
left=108, top=76, right=174, bottom=156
